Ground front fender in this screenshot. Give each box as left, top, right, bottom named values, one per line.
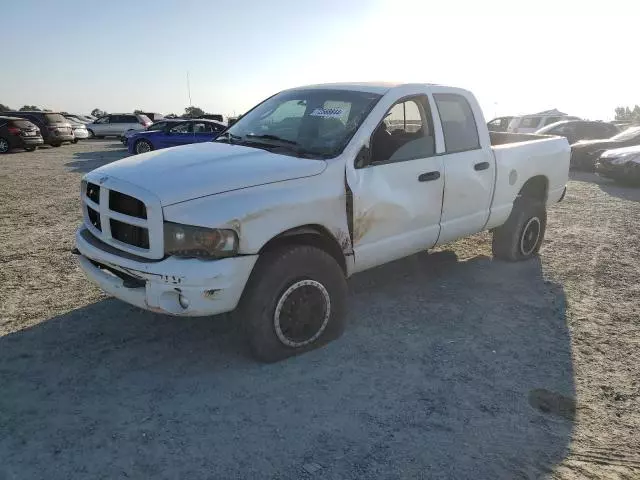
left=162, top=161, right=350, bottom=255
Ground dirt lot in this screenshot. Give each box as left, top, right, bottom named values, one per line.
left=1, top=140, right=639, bottom=479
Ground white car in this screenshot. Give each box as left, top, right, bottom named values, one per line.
left=64, top=115, right=89, bottom=142
left=86, top=113, right=152, bottom=138
left=75, top=82, right=569, bottom=362
left=508, top=111, right=580, bottom=133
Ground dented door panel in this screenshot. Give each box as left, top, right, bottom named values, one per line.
left=347, top=156, right=445, bottom=273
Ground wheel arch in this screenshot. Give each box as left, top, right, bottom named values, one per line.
left=258, top=224, right=347, bottom=275
left=517, top=175, right=549, bottom=203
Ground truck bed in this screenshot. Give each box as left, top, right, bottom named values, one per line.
left=490, top=131, right=555, bottom=146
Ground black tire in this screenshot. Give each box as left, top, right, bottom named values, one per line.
left=87, top=129, right=95, bottom=138
left=0, top=137, right=10, bottom=154
left=51, top=143, right=62, bottom=147
left=24, top=146, right=36, bottom=152
left=236, top=245, right=348, bottom=363
left=134, top=139, right=153, bottom=154
left=72, top=138, right=78, bottom=144
left=492, top=200, right=547, bottom=261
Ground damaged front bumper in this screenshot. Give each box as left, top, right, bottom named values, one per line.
left=75, top=226, right=258, bottom=316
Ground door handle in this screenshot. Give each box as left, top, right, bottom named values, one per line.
left=474, top=161, right=490, bottom=171
left=418, top=171, right=440, bottom=182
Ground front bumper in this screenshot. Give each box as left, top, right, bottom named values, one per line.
left=596, top=160, right=640, bottom=182
left=75, top=226, right=258, bottom=316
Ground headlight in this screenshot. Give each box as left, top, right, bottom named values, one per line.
left=164, top=222, right=238, bottom=259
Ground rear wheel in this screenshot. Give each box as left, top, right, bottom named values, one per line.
left=492, top=200, right=547, bottom=261
left=0, top=137, right=9, bottom=153
left=135, top=139, right=153, bottom=154
left=237, top=245, right=348, bottom=363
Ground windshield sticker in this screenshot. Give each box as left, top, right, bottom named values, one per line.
left=310, top=108, right=345, bottom=118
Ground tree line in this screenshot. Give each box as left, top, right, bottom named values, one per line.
left=1, top=104, right=212, bottom=118
left=614, top=105, right=640, bottom=123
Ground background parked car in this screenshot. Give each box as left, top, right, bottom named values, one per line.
left=0, top=116, right=44, bottom=153
left=487, top=116, right=514, bottom=132
left=508, top=110, right=580, bottom=133
left=128, top=119, right=226, bottom=154
left=3, top=111, right=74, bottom=146
left=142, top=112, right=164, bottom=122
left=86, top=113, right=152, bottom=138
left=570, top=126, right=640, bottom=170
left=65, top=115, right=89, bottom=143
left=535, top=120, right=619, bottom=144
left=121, top=119, right=175, bottom=145
left=595, top=145, right=640, bottom=185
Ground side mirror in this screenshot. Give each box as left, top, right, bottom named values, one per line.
left=354, top=145, right=371, bottom=169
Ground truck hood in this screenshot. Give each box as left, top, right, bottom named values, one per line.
left=91, top=142, right=327, bottom=206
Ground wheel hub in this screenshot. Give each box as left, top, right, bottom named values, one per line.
left=0, top=139, right=8, bottom=152
left=274, top=279, right=330, bottom=347
left=520, top=217, right=541, bottom=256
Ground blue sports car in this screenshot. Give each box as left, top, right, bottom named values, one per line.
left=127, top=119, right=226, bottom=154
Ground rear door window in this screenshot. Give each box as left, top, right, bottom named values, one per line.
left=520, top=117, right=542, bottom=129
left=43, top=113, right=66, bottom=124
left=169, top=122, right=190, bottom=133
left=433, top=93, right=480, bottom=153
left=11, top=120, right=35, bottom=129
left=543, top=116, right=563, bottom=126
left=124, top=115, right=138, bottom=123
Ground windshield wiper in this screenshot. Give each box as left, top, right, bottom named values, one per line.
left=245, top=134, right=299, bottom=145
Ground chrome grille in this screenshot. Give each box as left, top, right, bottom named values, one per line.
left=81, top=177, right=164, bottom=259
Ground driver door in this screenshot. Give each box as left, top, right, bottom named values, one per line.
left=349, top=95, right=444, bottom=273
left=161, top=121, right=192, bottom=147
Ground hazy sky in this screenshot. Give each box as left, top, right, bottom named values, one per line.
left=2, top=0, right=638, bottom=120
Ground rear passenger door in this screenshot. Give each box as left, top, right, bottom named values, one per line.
left=123, top=115, right=141, bottom=133
left=433, top=92, right=495, bottom=244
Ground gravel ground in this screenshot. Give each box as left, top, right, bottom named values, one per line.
left=1, top=141, right=639, bottom=479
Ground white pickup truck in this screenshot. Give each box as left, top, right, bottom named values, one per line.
left=75, top=82, right=569, bottom=362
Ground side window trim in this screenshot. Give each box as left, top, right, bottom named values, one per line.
left=365, top=94, right=437, bottom=167
left=433, top=93, right=481, bottom=154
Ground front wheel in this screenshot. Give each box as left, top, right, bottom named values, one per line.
left=72, top=138, right=78, bottom=144
left=492, top=200, right=547, bottom=261
left=237, top=245, right=348, bottom=363
left=87, top=129, right=95, bottom=138
left=134, top=139, right=153, bottom=154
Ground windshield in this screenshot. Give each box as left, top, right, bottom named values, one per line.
left=44, top=113, right=67, bottom=124
left=536, top=121, right=568, bottom=134
left=611, top=126, right=640, bottom=142
left=217, top=89, right=382, bottom=158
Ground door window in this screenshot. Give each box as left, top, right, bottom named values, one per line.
left=433, top=93, right=480, bottom=153
left=370, top=96, right=434, bottom=163
left=95, top=116, right=110, bottom=124
left=169, top=122, right=190, bottom=133
left=192, top=122, right=212, bottom=133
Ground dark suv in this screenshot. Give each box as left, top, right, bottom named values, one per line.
left=0, top=116, right=44, bottom=153
left=3, top=111, right=74, bottom=146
